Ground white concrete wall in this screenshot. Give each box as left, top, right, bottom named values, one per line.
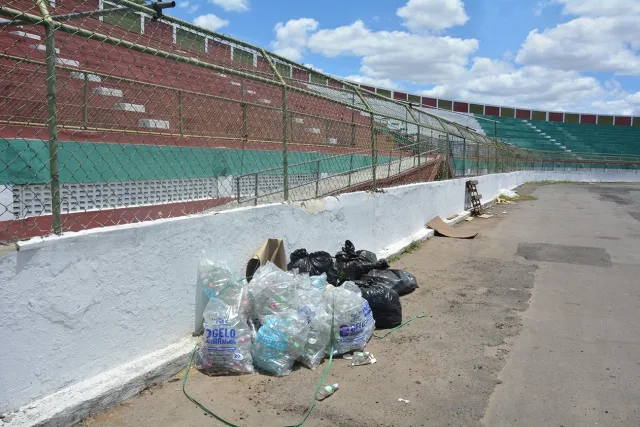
left=2, top=170, right=640, bottom=413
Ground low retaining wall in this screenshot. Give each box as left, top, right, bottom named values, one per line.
left=2, top=170, right=640, bottom=418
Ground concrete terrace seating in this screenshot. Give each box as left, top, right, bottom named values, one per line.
left=476, top=115, right=640, bottom=156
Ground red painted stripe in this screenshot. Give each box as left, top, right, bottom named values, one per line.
left=581, top=114, right=597, bottom=124
left=0, top=198, right=233, bottom=242
left=615, top=116, right=632, bottom=126
left=548, top=112, right=564, bottom=122
left=485, top=106, right=500, bottom=116
left=453, top=102, right=469, bottom=113
left=516, top=109, right=531, bottom=119
left=422, top=97, right=437, bottom=108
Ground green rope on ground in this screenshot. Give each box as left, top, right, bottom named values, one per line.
left=182, top=346, right=334, bottom=427
left=182, top=292, right=338, bottom=427
left=181, top=298, right=426, bottom=425
left=373, top=314, right=427, bottom=339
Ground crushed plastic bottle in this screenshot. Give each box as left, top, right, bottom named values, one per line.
left=316, top=383, right=339, bottom=401
left=351, top=351, right=377, bottom=366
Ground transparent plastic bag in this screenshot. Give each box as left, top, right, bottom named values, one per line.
left=325, top=282, right=374, bottom=355
left=310, top=273, right=328, bottom=291
left=249, top=262, right=299, bottom=324
left=296, top=286, right=331, bottom=369
left=251, top=309, right=310, bottom=376
left=196, top=298, right=254, bottom=375
left=198, top=257, right=250, bottom=316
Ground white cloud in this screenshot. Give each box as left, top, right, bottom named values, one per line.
left=517, top=0, right=640, bottom=75
left=193, top=14, right=229, bottom=31
left=271, top=18, right=319, bottom=61
left=305, top=20, right=478, bottom=84
left=420, top=58, right=605, bottom=111
left=396, top=0, right=469, bottom=31
left=268, top=0, right=640, bottom=115
left=555, top=0, right=640, bottom=17
left=179, top=1, right=199, bottom=13
left=209, top=0, right=249, bottom=12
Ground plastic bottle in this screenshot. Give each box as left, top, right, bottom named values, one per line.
left=316, top=383, right=339, bottom=401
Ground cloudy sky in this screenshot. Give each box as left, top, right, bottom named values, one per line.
left=173, top=0, right=640, bottom=115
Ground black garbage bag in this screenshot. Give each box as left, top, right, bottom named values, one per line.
left=360, top=269, right=417, bottom=296
left=287, top=249, right=339, bottom=285
left=355, top=279, right=402, bottom=329
left=335, top=240, right=389, bottom=282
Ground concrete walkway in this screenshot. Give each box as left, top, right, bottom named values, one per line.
left=482, top=183, right=640, bottom=426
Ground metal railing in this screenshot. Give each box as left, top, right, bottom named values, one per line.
left=0, top=0, right=638, bottom=243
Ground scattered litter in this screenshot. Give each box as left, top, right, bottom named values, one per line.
left=351, top=351, right=377, bottom=366
left=502, top=211, right=508, bottom=214
left=341, top=354, right=354, bottom=360
left=499, top=188, right=518, bottom=198
left=495, top=197, right=515, bottom=205
left=316, top=383, right=339, bottom=401
left=398, top=398, right=410, bottom=404
left=446, top=214, right=458, bottom=220
left=478, top=214, right=494, bottom=219
left=465, top=217, right=474, bottom=222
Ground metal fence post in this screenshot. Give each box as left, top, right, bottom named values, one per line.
left=178, top=90, right=184, bottom=136
left=387, top=149, right=393, bottom=178
left=350, top=93, right=356, bottom=147
left=254, top=173, right=259, bottom=206
left=315, top=160, right=321, bottom=198
left=462, top=138, right=467, bottom=176
left=417, top=126, right=422, bottom=182
left=282, top=87, right=289, bottom=200
left=82, top=71, right=88, bottom=129
left=370, top=114, right=377, bottom=190
left=347, top=153, right=354, bottom=187
left=38, top=1, right=62, bottom=235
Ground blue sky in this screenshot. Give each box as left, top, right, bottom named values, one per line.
left=166, top=0, right=640, bottom=115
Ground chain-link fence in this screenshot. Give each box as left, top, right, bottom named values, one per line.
left=1, top=0, right=639, bottom=243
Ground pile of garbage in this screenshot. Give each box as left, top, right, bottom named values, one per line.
left=195, top=239, right=418, bottom=377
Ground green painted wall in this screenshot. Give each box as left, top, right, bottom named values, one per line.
left=565, top=113, right=579, bottom=124
left=532, top=111, right=546, bottom=121
left=176, top=28, right=205, bottom=52
left=232, top=48, right=254, bottom=65
left=438, top=99, right=453, bottom=111
left=598, top=115, right=614, bottom=126
left=310, top=73, right=328, bottom=85
left=376, top=88, right=391, bottom=98
left=408, top=94, right=420, bottom=104
left=469, top=104, right=484, bottom=114
left=633, top=117, right=640, bottom=127
left=0, top=139, right=392, bottom=185
left=500, top=108, right=515, bottom=118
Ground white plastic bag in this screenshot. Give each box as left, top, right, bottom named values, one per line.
left=325, top=282, right=374, bottom=355
left=251, top=309, right=309, bottom=376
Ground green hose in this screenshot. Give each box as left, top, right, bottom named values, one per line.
left=182, top=306, right=426, bottom=426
